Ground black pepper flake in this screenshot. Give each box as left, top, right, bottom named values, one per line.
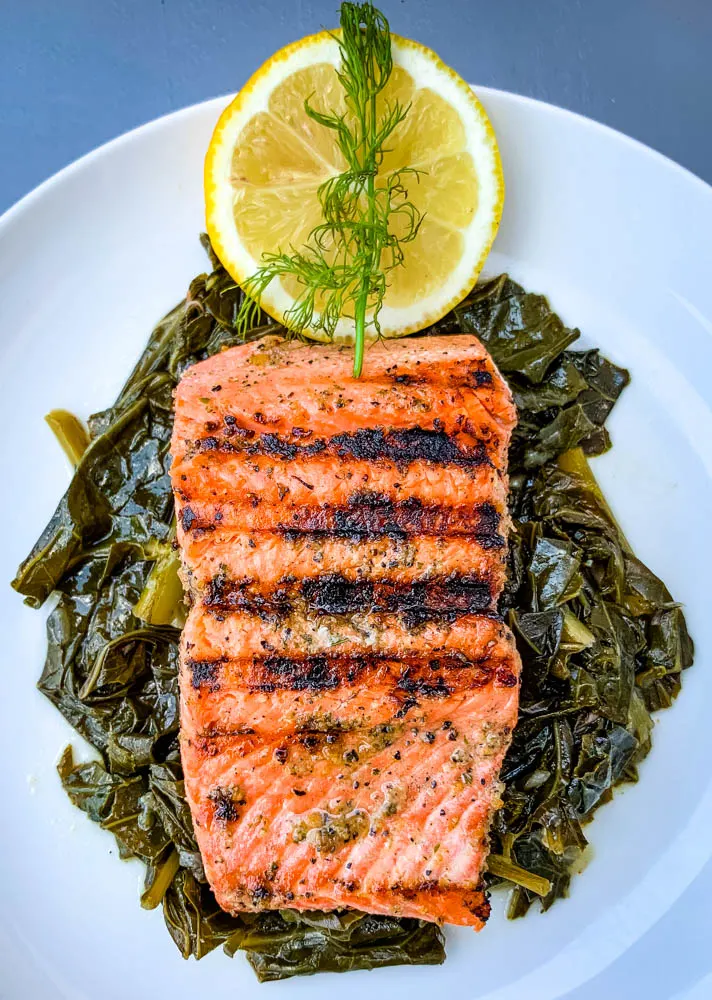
left=439, top=809, right=446, bottom=816
left=431, top=780, right=437, bottom=788
left=448, top=731, right=457, bottom=741
left=293, top=788, right=306, bottom=796
left=274, top=747, right=288, bottom=764
left=180, top=506, right=196, bottom=532
left=393, top=750, right=401, bottom=760
left=425, top=869, right=432, bottom=876
left=423, top=731, right=436, bottom=744
left=346, top=862, right=352, bottom=869
left=442, top=720, right=452, bottom=730
left=211, top=384, right=222, bottom=392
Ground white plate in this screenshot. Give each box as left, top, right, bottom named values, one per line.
left=1, top=90, right=711, bottom=1000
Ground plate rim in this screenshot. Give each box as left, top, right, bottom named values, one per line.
left=1, top=85, right=711, bottom=239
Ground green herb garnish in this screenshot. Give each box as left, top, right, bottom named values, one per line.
left=236, top=1, right=423, bottom=378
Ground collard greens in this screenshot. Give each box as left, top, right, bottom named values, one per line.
left=12, top=242, right=693, bottom=979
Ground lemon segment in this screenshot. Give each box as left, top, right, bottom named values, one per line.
left=231, top=113, right=325, bottom=186
left=379, top=88, right=466, bottom=174
left=386, top=216, right=464, bottom=307
left=233, top=183, right=323, bottom=260
left=406, top=153, right=479, bottom=228
left=268, top=64, right=348, bottom=170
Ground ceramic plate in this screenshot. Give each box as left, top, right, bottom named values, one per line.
left=1, top=90, right=711, bottom=999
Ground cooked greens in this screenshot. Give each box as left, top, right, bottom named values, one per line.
left=453, top=276, right=693, bottom=913
left=12, top=240, right=692, bottom=979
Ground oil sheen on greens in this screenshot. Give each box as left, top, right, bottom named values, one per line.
left=12, top=239, right=693, bottom=980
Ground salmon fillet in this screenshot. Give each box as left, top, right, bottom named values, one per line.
left=171, top=334, right=520, bottom=929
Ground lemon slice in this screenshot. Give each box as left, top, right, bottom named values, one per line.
left=205, top=30, right=503, bottom=340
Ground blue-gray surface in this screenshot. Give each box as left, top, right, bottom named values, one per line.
left=2, top=0, right=712, bottom=215
left=2, top=2, right=711, bottom=998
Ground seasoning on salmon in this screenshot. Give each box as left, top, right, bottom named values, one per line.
left=170, top=333, right=520, bottom=929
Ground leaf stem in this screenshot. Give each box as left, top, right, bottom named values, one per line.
left=486, top=854, right=552, bottom=897
left=45, top=409, right=91, bottom=467
left=353, top=285, right=367, bottom=378
left=353, top=87, right=380, bottom=377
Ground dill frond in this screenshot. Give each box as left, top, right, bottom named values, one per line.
left=235, top=1, right=423, bottom=377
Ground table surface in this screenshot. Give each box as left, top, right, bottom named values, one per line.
left=2, top=2, right=711, bottom=998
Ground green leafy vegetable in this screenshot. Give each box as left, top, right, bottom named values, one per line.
left=226, top=909, right=445, bottom=981
left=455, top=275, right=580, bottom=382
left=236, top=1, right=422, bottom=378
left=58, top=746, right=170, bottom=862
left=14, top=240, right=692, bottom=978
left=469, top=275, right=693, bottom=914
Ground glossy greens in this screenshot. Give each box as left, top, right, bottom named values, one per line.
left=13, top=243, right=692, bottom=977
left=454, top=277, right=693, bottom=913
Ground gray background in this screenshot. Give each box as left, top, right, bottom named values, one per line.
left=2, top=0, right=712, bottom=213
left=1, top=1, right=711, bottom=998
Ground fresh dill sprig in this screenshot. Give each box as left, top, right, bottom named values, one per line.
left=236, top=1, right=423, bottom=378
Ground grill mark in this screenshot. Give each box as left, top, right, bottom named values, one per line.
left=203, top=573, right=495, bottom=617
left=303, top=575, right=493, bottom=616
left=277, top=527, right=505, bottom=547
left=184, top=653, right=501, bottom=694
left=278, top=524, right=507, bottom=549
left=190, top=426, right=495, bottom=468
left=179, top=495, right=505, bottom=546
left=382, top=359, right=496, bottom=390
left=188, top=658, right=224, bottom=691
left=260, top=655, right=342, bottom=692
left=281, top=495, right=504, bottom=541
left=397, top=668, right=458, bottom=698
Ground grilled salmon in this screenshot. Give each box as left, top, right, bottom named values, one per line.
left=171, top=334, right=520, bottom=929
